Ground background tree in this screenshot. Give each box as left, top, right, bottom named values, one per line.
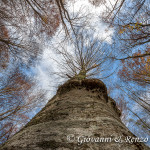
left=99, top=0, right=150, bottom=137
left=0, top=0, right=76, bottom=144
left=118, top=47, right=150, bottom=85
left=0, top=0, right=61, bottom=70
left=0, top=67, right=44, bottom=144
left=102, top=0, right=149, bottom=57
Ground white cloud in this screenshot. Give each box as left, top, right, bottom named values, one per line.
left=65, top=0, right=114, bottom=43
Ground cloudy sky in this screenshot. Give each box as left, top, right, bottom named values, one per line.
left=34, top=0, right=114, bottom=98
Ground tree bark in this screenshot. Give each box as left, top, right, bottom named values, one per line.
left=0, top=79, right=149, bottom=150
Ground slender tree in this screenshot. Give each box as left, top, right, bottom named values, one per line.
left=50, top=28, right=114, bottom=80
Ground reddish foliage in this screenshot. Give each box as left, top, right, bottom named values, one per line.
left=0, top=69, right=35, bottom=143
left=0, top=23, right=9, bottom=69
left=118, top=47, right=150, bottom=85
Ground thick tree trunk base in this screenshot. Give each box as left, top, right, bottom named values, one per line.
left=1, top=79, right=149, bottom=150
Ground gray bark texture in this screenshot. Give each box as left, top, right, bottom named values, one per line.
left=0, top=79, right=149, bottom=150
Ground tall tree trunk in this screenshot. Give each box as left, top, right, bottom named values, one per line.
left=0, top=79, right=149, bottom=150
